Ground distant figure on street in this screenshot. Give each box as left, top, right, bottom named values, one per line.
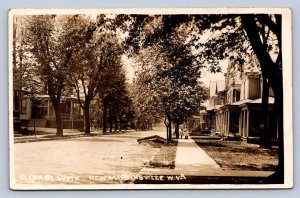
left=180, top=126, right=184, bottom=139
left=183, top=126, right=189, bottom=139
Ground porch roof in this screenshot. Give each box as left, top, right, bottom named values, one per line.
left=231, top=99, right=252, bottom=106
left=22, top=94, right=50, bottom=99
left=221, top=104, right=240, bottom=112
left=206, top=105, right=223, bottom=111
left=239, top=97, right=275, bottom=110
left=22, top=94, right=78, bottom=101
left=248, top=97, right=275, bottom=104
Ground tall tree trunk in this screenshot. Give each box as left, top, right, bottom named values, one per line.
left=114, top=119, right=118, bottom=132
left=274, top=91, right=284, bottom=183
left=268, top=79, right=284, bottom=183
left=260, top=76, right=271, bottom=148
left=109, top=120, right=113, bottom=133
left=164, top=116, right=169, bottom=143
left=109, top=104, right=113, bottom=133
left=168, top=116, right=172, bottom=142
left=168, top=123, right=172, bottom=141
left=54, top=102, right=63, bottom=136
left=175, top=121, right=180, bottom=139
left=102, top=101, right=107, bottom=134
left=136, top=120, right=140, bottom=131
left=241, top=15, right=284, bottom=183
left=83, top=103, right=90, bottom=135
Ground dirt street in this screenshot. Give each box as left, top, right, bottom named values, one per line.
left=13, top=127, right=167, bottom=185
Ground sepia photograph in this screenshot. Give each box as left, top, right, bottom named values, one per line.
left=9, top=8, right=293, bottom=190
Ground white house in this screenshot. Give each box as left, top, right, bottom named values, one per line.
left=201, top=57, right=277, bottom=141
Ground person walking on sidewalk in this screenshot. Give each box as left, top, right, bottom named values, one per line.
left=180, top=126, right=184, bottom=139
left=183, top=126, right=189, bottom=139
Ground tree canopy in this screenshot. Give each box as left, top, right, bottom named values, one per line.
left=126, top=14, right=283, bottom=180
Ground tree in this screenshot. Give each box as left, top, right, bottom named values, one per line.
left=132, top=31, right=208, bottom=142
left=240, top=14, right=283, bottom=182
left=97, top=37, right=128, bottom=133
left=18, top=15, right=94, bottom=136
left=21, top=15, right=66, bottom=136
left=65, top=15, right=99, bottom=135
left=13, top=16, right=45, bottom=93
left=130, top=79, right=161, bottom=131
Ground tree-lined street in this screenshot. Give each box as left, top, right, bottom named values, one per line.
left=12, top=11, right=286, bottom=186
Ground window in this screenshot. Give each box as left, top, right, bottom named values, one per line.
left=233, top=89, right=240, bottom=102
left=21, top=99, right=27, bottom=114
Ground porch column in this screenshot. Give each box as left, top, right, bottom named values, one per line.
left=243, top=110, right=246, bottom=137
left=217, top=114, right=219, bottom=131
left=242, top=112, right=244, bottom=136
left=224, top=112, right=227, bottom=135
left=220, top=112, right=224, bottom=133
left=216, top=114, right=219, bottom=131
left=239, top=112, right=242, bottom=135
left=223, top=113, right=225, bottom=133
left=219, top=114, right=221, bottom=131
left=227, top=112, right=230, bottom=134
left=224, top=112, right=227, bottom=134
left=222, top=112, right=226, bottom=133
left=225, top=112, right=228, bottom=135
left=218, top=114, right=220, bottom=131
left=246, top=110, right=249, bottom=137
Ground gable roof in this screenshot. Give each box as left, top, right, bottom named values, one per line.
left=209, top=80, right=225, bottom=97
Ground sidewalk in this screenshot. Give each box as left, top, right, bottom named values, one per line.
left=174, top=138, right=221, bottom=174
left=14, top=127, right=101, bottom=143
left=13, top=127, right=144, bottom=143
left=140, top=138, right=222, bottom=176
left=139, top=138, right=273, bottom=178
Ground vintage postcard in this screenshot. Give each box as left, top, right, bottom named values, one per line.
left=9, top=8, right=293, bottom=190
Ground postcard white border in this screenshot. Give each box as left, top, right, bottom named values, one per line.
left=8, top=8, right=293, bottom=190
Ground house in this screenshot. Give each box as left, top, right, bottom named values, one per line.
left=200, top=57, right=277, bottom=141
left=19, top=94, right=84, bottom=130
left=204, top=80, right=226, bottom=132
left=12, top=81, right=85, bottom=133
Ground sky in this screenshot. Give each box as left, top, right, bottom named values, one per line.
left=123, top=55, right=228, bottom=86
left=199, top=59, right=227, bottom=86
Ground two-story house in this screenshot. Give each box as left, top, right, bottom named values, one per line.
left=12, top=83, right=85, bottom=133
left=19, top=94, right=84, bottom=130
left=203, top=57, right=276, bottom=141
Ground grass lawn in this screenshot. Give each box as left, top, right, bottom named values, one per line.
left=194, top=139, right=278, bottom=171
left=147, top=141, right=178, bottom=169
